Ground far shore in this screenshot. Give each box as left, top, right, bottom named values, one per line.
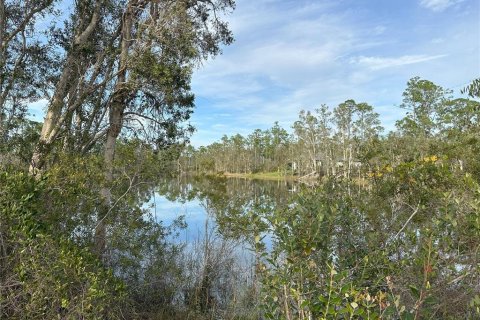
left=221, top=172, right=299, bottom=181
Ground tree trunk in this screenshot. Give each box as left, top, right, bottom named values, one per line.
left=29, top=0, right=103, bottom=175
left=0, top=0, right=5, bottom=81
left=95, top=3, right=133, bottom=259
left=29, top=54, right=76, bottom=174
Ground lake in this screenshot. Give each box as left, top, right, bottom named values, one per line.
left=147, top=176, right=301, bottom=243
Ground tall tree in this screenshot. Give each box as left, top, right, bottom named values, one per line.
left=30, top=0, right=109, bottom=173
left=269, top=121, right=290, bottom=172
left=95, top=0, right=235, bottom=258
left=395, top=77, right=451, bottom=159
left=352, top=102, right=383, bottom=165
left=333, top=100, right=355, bottom=178
left=0, top=0, right=55, bottom=146
left=315, top=105, right=332, bottom=175
left=397, top=77, right=450, bottom=137
left=248, top=129, right=263, bottom=172
left=293, top=110, right=321, bottom=174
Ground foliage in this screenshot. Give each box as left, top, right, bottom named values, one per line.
left=0, top=170, right=127, bottom=319
left=462, top=78, right=480, bottom=98
left=181, top=77, right=480, bottom=184
left=256, top=158, right=480, bottom=319
left=0, top=0, right=57, bottom=144
left=1, top=142, right=205, bottom=318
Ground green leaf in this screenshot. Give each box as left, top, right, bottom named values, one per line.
left=409, top=285, right=420, bottom=299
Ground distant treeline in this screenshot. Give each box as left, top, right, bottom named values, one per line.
left=180, top=77, right=480, bottom=179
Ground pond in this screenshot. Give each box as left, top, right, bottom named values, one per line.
left=147, top=176, right=300, bottom=242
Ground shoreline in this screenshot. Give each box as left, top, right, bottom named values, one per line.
left=221, top=172, right=299, bottom=181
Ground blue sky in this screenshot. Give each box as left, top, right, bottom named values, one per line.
left=27, top=0, right=479, bottom=147
left=188, top=0, right=480, bottom=146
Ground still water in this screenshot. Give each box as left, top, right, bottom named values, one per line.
left=147, top=176, right=300, bottom=242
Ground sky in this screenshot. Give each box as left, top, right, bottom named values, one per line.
left=27, top=0, right=480, bottom=147
left=188, top=0, right=480, bottom=147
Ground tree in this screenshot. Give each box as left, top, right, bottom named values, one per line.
left=0, top=0, right=56, bottom=146
left=462, top=78, right=480, bottom=98
left=30, top=0, right=111, bottom=173
left=314, top=105, right=333, bottom=175
left=333, top=100, right=356, bottom=178
left=14, top=0, right=234, bottom=257
left=95, top=0, right=235, bottom=258
left=397, top=77, right=450, bottom=137
left=269, top=121, right=290, bottom=172
left=352, top=102, right=383, bottom=165
left=439, top=97, right=480, bottom=177
left=293, top=110, right=321, bottom=174
left=248, top=129, right=264, bottom=172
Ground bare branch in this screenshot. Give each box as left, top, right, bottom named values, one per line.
left=394, top=202, right=421, bottom=239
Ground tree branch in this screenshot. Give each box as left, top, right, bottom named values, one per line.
left=395, top=202, right=421, bottom=239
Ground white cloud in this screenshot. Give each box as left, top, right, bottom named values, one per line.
left=188, top=0, right=478, bottom=146
left=350, top=54, right=448, bottom=70
left=192, top=4, right=372, bottom=97
left=419, top=0, right=464, bottom=12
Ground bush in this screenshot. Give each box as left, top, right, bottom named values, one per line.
left=0, top=170, right=128, bottom=319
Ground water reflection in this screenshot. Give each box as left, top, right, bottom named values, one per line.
left=150, top=176, right=300, bottom=241
left=140, top=173, right=479, bottom=318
